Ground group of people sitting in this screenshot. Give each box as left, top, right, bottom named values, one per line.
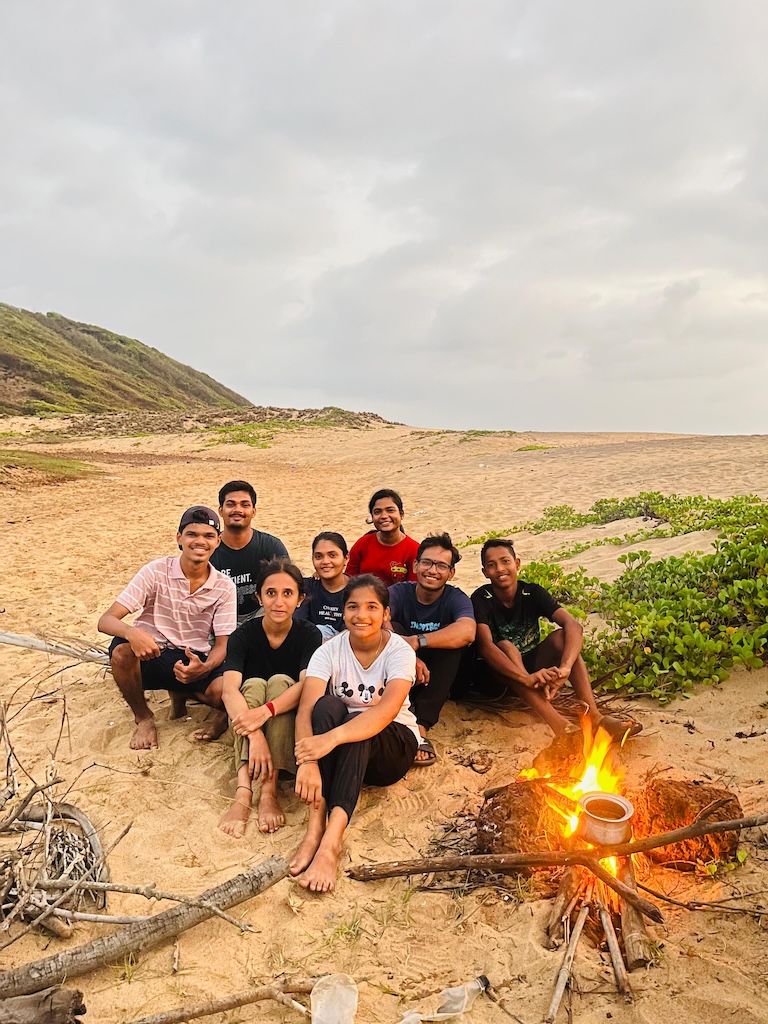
left=97, top=480, right=641, bottom=892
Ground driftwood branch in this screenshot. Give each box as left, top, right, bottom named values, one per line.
left=39, top=878, right=252, bottom=932
left=0, top=855, right=290, bottom=997
left=0, top=986, right=85, bottom=1024
left=0, top=822, right=131, bottom=952
left=116, top=978, right=316, bottom=1024
left=0, top=780, right=63, bottom=832
left=348, top=811, right=768, bottom=882
left=0, top=631, right=109, bottom=665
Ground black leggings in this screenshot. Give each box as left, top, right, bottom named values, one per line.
left=409, top=647, right=463, bottom=731
left=312, top=695, right=418, bottom=821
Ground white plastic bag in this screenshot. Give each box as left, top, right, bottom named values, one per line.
left=310, top=973, right=359, bottom=1023
left=399, top=976, right=489, bottom=1023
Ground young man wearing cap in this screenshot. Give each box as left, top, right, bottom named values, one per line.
left=210, top=480, right=289, bottom=623
left=98, top=506, right=237, bottom=750
left=388, top=533, right=476, bottom=766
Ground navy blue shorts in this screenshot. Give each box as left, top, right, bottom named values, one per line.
left=108, top=638, right=225, bottom=694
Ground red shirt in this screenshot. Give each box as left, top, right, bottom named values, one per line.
left=346, top=532, right=419, bottom=585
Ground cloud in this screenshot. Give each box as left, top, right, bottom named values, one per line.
left=1, top=1, right=766, bottom=432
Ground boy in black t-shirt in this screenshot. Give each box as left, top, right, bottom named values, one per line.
left=471, top=540, right=641, bottom=742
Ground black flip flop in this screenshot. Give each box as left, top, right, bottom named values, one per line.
left=597, top=714, right=643, bottom=743
left=413, top=738, right=437, bottom=766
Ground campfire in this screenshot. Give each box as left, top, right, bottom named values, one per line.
left=473, top=721, right=747, bottom=1016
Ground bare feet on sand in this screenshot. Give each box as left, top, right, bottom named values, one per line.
left=297, top=836, right=342, bottom=892
left=194, top=709, right=228, bottom=742
left=130, top=716, right=158, bottom=750
left=218, top=790, right=252, bottom=838
left=257, top=789, right=285, bottom=833
left=289, top=817, right=326, bottom=877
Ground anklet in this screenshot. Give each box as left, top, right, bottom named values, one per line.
left=236, top=785, right=252, bottom=791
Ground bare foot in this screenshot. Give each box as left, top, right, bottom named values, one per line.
left=257, top=790, right=285, bottom=833
left=194, top=710, right=228, bottom=742
left=169, top=692, right=187, bottom=719
left=289, top=820, right=326, bottom=876
left=218, top=795, right=251, bottom=838
left=130, top=717, right=158, bottom=750
left=298, top=837, right=342, bottom=892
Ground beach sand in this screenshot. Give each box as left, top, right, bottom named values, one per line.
left=1, top=422, right=767, bottom=1022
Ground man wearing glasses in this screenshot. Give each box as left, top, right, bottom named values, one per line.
left=388, top=533, right=476, bottom=766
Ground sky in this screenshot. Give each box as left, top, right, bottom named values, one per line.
left=1, top=1, right=766, bottom=433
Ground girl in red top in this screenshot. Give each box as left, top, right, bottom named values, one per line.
left=346, top=489, right=419, bottom=585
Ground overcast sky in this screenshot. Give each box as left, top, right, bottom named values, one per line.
left=1, top=2, right=766, bottom=432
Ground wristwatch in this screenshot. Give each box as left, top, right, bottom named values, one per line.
left=417, top=634, right=428, bottom=649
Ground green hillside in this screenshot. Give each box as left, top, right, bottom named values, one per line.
left=0, top=304, right=252, bottom=415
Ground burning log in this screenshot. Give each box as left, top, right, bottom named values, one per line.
left=628, top=779, right=743, bottom=868
left=616, top=856, right=654, bottom=971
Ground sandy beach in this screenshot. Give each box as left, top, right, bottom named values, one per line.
left=1, top=422, right=767, bottom=1023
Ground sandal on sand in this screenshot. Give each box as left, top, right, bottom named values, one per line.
left=413, top=738, right=437, bottom=766
left=597, top=714, right=643, bottom=743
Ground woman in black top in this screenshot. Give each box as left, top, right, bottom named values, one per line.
left=218, top=560, right=320, bottom=838
left=294, top=532, right=350, bottom=640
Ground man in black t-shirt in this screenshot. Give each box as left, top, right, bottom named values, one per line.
left=389, top=533, right=476, bottom=765
left=210, top=480, right=289, bottom=622
left=471, top=539, right=641, bottom=741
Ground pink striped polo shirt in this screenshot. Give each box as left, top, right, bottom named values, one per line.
left=115, top=556, right=237, bottom=653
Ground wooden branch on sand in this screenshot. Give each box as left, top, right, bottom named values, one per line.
left=116, top=979, right=316, bottom=1024
left=347, top=812, right=768, bottom=924
left=617, top=856, right=655, bottom=971
left=0, top=855, right=290, bottom=998
left=0, top=987, right=85, bottom=1024
left=0, top=631, right=109, bottom=666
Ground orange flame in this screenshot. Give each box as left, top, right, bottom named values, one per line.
left=519, top=720, right=624, bottom=873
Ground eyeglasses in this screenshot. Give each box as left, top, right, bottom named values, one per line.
left=417, top=557, right=453, bottom=573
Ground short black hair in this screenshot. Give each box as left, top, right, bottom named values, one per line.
left=368, top=488, right=404, bottom=516
left=312, top=531, right=349, bottom=557
left=342, top=573, right=390, bottom=609
left=255, top=559, right=305, bottom=596
left=480, top=538, right=517, bottom=565
left=417, top=532, right=461, bottom=567
left=218, top=480, right=257, bottom=507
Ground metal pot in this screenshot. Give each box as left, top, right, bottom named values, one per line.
left=576, top=792, right=634, bottom=846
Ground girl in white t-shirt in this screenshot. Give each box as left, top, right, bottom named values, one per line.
left=289, top=574, right=418, bottom=892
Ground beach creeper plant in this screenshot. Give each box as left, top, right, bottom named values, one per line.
left=519, top=513, right=768, bottom=703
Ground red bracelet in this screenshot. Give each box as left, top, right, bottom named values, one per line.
left=266, top=701, right=276, bottom=717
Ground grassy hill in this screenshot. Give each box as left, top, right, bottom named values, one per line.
left=0, top=304, right=252, bottom=415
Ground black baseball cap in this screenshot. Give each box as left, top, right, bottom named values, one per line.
left=178, top=506, right=221, bottom=533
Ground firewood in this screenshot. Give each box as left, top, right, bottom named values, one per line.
left=0, top=855, right=289, bottom=998
left=617, top=856, right=654, bottom=971
left=544, top=866, right=581, bottom=949
left=0, top=986, right=85, bottom=1024
left=113, top=979, right=316, bottom=1024
left=544, top=892, right=592, bottom=1024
